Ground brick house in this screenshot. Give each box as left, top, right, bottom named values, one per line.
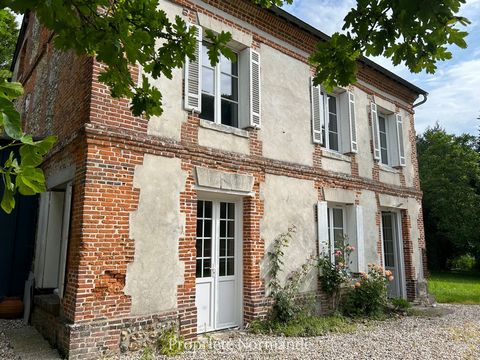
left=11, top=0, right=428, bottom=358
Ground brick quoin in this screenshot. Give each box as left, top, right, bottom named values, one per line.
left=13, top=0, right=427, bottom=358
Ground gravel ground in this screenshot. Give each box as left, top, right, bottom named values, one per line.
left=2, top=305, right=480, bottom=359
left=0, top=319, right=24, bottom=359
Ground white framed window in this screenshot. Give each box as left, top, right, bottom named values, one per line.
left=200, top=42, right=239, bottom=128
left=371, top=104, right=406, bottom=167
left=327, top=206, right=345, bottom=262
left=184, top=24, right=261, bottom=129
left=311, top=82, right=357, bottom=154
left=378, top=113, right=390, bottom=165
left=322, top=93, right=340, bottom=152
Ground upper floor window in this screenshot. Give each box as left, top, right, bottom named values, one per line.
left=184, top=24, right=261, bottom=129
left=311, top=83, right=357, bottom=154
left=201, top=43, right=239, bottom=127
left=322, top=93, right=340, bottom=152
left=371, top=103, right=406, bottom=167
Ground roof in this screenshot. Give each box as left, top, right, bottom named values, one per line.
left=268, top=6, right=428, bottom=96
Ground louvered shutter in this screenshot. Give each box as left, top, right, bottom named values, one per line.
left=317, top=201, right=329, bottom=257
left=249, top=49, right=261, bottom=128
left=58, top=182, right=73, bottom=298
left=184, top=24, right=202, bottom=112
left=310, top=78, right=323, bottom=144
left=354, top=205, right=365, bottom=273
left=371, top=103, right=381, bottom=160
left=348, top=91, right=358, bottom=153
left=396, top=113, right=406, bottom=166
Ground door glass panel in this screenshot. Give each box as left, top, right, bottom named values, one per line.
left=196, top=200, right=213, bottom=278
left=219, top=202, right=235, bottom=277
left=382, top=213, right=395, bottom=267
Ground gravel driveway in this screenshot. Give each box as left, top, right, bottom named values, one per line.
left=2, top=305, right=480, bottom=359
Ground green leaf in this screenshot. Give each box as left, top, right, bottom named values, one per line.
left=1, top=175, right=15, bottom=214
left=16, top=167, right=47, bottom=195
left=19, top=136, right=57, bottom=167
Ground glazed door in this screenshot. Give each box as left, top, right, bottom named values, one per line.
left=381, top=212, right=403, bottom=298
left=195, top=200, right=240, bottom=333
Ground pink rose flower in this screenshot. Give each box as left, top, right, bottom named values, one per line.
left=335, top=250, right=343, bottom=257
left=354, top=282, right=361, bottom=288
left=388, top=276, right=394, bottom=282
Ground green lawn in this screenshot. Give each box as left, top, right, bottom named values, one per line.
left=429, top=271, right=480, bottom=304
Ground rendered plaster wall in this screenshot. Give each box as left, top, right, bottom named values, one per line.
left=259, top=45, right=314, bottom=167
left=321, top=155, right=351, bottom=175
left=407, top=198, right=423, bottom=280
left=402, top=109, right=416, bottom=188
left=146, top=0, right=187, bottom=141
left=358, top=190, right=381, bottom=265
left=125, top=155, right=187, bottom=315
left=379, top=167, right=401, bottom=186
left=353, top=86, right=375, bottom=179
left=260, top=174, right=318, bottom=292
left=198, top=127, right=250, bottom=155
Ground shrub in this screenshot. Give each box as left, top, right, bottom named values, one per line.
left=341, top=264, right=392, bottom=318
left=267, top=226, right=316, bottom=323
left=157, top=328, right=184, bottom=356
left=448, top=254, right=476, bottom=272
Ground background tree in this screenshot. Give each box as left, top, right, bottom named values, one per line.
left=0, top=0, right=472, bottom=213
left=417, top=125, right=480, bottom=270
left=0, top=9, right=17, bottom=70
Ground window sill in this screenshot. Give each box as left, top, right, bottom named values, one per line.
left=199, top=119, right=250, bottom=138
left=322, top=149, right=351, bottom=163
left=379, top=163, right=400, bottom=173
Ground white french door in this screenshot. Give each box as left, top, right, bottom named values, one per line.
left=195, top=200, right=242, bottom=333
left=381, top=211, right=405, bottom=298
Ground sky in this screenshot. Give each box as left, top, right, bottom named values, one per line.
left=283, top=0, right=480, bottom=136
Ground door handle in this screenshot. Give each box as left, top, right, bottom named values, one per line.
left=211, top=268, right=216, bottom=277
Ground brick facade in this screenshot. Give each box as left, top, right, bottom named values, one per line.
left=14, top=1, right=427, bottom=359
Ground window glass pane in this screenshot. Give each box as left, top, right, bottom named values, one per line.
left=228, top=203, right=235, bottom=219
left=329, top=131, right=339, bottom=151
left=333, top=209, right=343, bottom=228
left=328, top=96, right=337, bottom=114
left=221, top=100, right=238, bottom=128
left=203, top=237, right=211, bottom=258
left=196, top=220, right=203, bottom=237
left=197, top=201, right=204, bottom=218
left=220, top=221, right=226, bottom=238
left=202, top=67, right=215, bottom=95
left=220, top=202, right=227, bottom=219
left=227, top=221, right=234, bottom=238
left=196, top=259, right=202, bottom=278
left=196, top=238, right=203, bottom=257
left=227, top=258, right=235, bottom=276
left=378, top=116, right=386, bottom=132
left=202, top=43, right=212, bottom=67
left=203, top=259, right=211, bottom=278
left=220, top=238, right=226, bottom=257
left=381, top=149, right=388, bottom=164
left=329, top=113, right=338, bottom=132
left=204, top=220, right=212, bottom=238
left=221, top=74, right=238, bottom=101
left=220, top=54, right=238, bottom=76
left=334, top=229, right=344, bottom=248
left=204, top=201, right=212, bottom=218
left=227, top=238, right=234, bottom=256
left=219, top=258, right=226, bottom=277
left=200, top=94, right=215, bottom=122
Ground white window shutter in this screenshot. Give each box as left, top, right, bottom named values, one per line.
left=184, top=24, right=202, bottom=112
left=249, top=49, right=261, bottom=128
left=348, top=91, right=358, bottom=153
left=396, top=113, right=406, bottom=166
left=310, top=78, right=323, bottom=144
left=317, top=201, right=329, bottom=257
left=371, top=103, right=381, bottom=160
left=354, top=205, right=365, bottom=273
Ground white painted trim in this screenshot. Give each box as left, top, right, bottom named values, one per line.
left=195, top=185, right=255, bottom=198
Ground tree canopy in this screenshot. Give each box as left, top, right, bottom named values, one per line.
left=417, top=125, right=480, bottom=270
left=0, top=0, right=473, bottom=213
left=0, top=9, right=18, bottom=70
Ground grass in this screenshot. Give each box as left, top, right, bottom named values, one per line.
left=249, top=314, right=357, bottom=337
left=429, top=271, right=480, bottom=304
